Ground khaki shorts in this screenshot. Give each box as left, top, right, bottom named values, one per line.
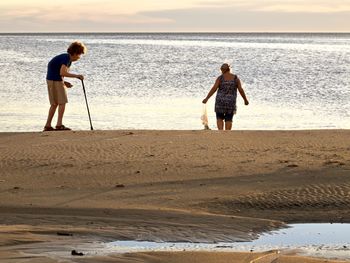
left=47, top=80, right=68, bottom=105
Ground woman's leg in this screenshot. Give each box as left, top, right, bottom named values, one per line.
left=217, top=119, right=224, bottom=130
left=224, top=112, right=234, bottom=130
left=45, top=104, right=58, bottom=127
left=225, top=121, right=232, bottom=130
left=56, top=103, right=66, bottom=127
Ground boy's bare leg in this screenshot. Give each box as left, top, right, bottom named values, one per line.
left=56, top=104, right=66, bottom=127
left=225, top=121, right=232, bottom=130
left=217, top=119, right=224, bottom=130
left=45, top=104, right=58, bottom=127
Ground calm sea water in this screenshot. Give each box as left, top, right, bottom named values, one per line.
left=0, top=33, right=349, bottom=131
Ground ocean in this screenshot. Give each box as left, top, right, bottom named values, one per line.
left=0, top=33, right=349, bottom=131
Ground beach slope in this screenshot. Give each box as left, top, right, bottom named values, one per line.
left=0, top=130, right=349, bottom=262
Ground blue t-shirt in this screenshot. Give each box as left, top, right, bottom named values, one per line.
left=46, top=53, right=72, bottom=81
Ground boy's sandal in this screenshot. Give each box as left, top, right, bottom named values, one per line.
left=43, top=126, right=55, bottom=131
left=55, top=125, right=71, bottom=131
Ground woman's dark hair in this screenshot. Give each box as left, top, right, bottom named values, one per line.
left=67, top=41, right=87, bottom=55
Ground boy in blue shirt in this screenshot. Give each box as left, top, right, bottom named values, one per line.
left=44, top=41, right=87, bottom=131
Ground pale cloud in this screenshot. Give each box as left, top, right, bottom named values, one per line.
left=256, top=3, right=350, bottom=13
left=0, top=0, right=200, bottom=15
left=0, top=1, right=174, bottom=26
left=3, top=8, right=41, bottom=18
left=198, top=0, right=350, bottom=13
left=0, top=0, right=350, bottom=32
left=137, top=6, right=350, bottom=32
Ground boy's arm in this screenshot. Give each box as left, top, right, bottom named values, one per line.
left=202, top=78, right=220, bottom=103
left=237, top=78, right=249, bottom=105
left=60, top=65, right=84, bottom=80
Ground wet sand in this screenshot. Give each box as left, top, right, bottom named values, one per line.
left=0, top=130, right=349, bottom=262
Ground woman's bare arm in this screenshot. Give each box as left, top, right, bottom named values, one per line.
left=237, top=78, right=249, bottom=105
left=202, top=78, right=220, bottom=103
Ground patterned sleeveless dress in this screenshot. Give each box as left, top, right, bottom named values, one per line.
left=215, top=74, right=238, bottom=114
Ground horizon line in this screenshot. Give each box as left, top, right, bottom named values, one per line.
left=0, top=31, right=350, bottom=34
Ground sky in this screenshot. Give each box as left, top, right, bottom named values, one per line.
left=0, top=0, right=349, bottom=32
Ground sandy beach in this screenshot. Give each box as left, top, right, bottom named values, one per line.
left=0, top=130, right=349, bottom=262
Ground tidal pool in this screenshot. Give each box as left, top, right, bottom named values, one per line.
left=106, top=224, right=350, bottom=260
left=23, top=223, right=350, bottom=261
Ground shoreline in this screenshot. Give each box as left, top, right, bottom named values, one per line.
left=1, top=130, right=349, bottom=262
left=1, top=128, right=349, bottom=133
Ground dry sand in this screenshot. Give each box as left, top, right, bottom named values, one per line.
left=0, top=130, right=349, bottom=262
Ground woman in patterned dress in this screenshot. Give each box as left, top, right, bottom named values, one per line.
left=202, top=63, right=249, bottom=130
